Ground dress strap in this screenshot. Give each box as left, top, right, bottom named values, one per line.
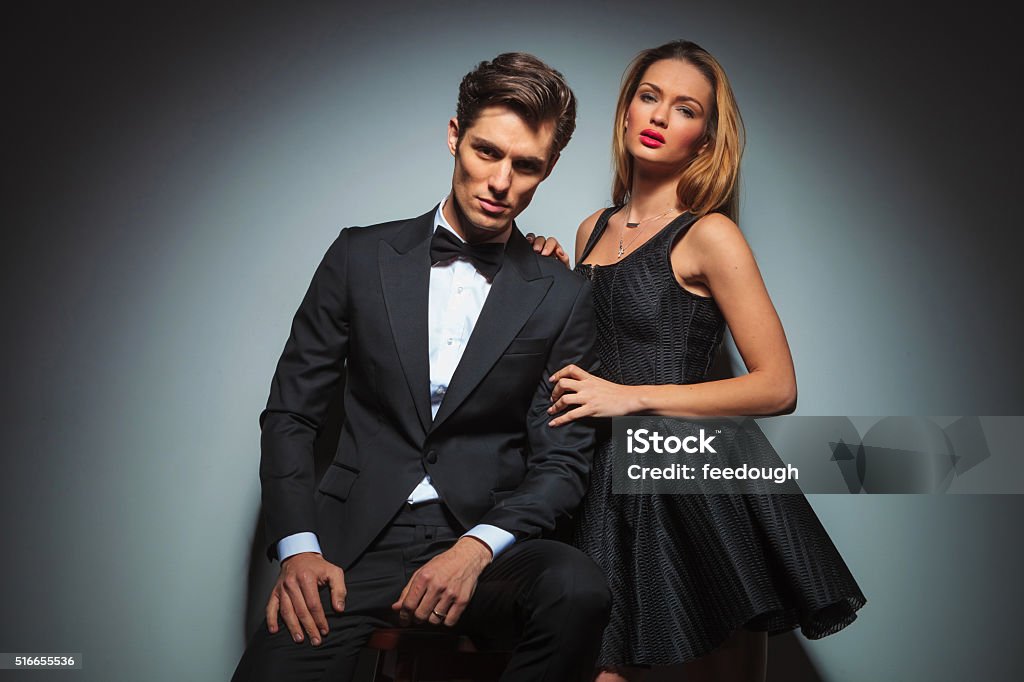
left=578, top=206, right=623, bottom=263
left=665, top=211, right=701, bottom=247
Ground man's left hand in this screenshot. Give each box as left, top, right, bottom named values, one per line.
left=391, top=536, right=492, bottom=627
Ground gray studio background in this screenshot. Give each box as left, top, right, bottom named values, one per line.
left=3, top=1, right=1022, bottom=680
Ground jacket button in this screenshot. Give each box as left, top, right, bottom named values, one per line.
left=425, top=450, right=438, bottom=464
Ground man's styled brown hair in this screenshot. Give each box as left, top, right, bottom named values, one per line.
left=455, top=52, right=577, bottom=163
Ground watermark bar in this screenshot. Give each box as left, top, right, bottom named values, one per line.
left=610, top=416, right=1022, bottom=494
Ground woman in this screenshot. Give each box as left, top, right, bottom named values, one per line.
left=533, top=40, right=866, bottom=681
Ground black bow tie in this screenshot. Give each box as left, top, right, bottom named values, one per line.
left=429, top=227, right=505, bottom=279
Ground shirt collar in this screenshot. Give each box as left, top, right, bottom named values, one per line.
left=434, top=196, right=464, bottom=243
left=434, top=195, right=513, bottom=250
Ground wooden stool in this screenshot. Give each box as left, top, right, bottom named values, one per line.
left=366, top=627, right=511, bottom=682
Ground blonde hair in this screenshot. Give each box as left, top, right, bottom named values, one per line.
left=612, top=40, right=745, bottom=220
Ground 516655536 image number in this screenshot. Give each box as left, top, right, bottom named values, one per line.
left=0, top=653, right=81, bottom=669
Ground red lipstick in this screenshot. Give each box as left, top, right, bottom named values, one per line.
left=640, top=129, right=665, bottom=148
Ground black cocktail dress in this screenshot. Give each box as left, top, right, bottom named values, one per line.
left=573, top=207, right=866, bottom=666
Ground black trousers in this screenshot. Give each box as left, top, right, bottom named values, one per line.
left=231, top=502, right=611, bottom=682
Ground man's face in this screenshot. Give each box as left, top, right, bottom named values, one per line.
left=447, top=105, right=558, bottom=242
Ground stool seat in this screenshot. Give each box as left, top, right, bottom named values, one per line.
left=365, top=627, right=511, bottom=682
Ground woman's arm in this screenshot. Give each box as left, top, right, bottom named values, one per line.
left=548, top=212, right=796, bottom=424
left=645, top=211, right=796, bottom=416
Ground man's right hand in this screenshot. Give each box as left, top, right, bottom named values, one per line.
left=266, top=552, right=346, bottom=646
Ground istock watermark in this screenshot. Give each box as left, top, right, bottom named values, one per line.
left=610, top=416, right=1021, bottom=495
left=625, top=427, right=718, bottom=454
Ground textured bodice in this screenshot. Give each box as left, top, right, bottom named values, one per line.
left=574, top=210, right=865, bottom=668
left=576, top=207, right=724, bottom=386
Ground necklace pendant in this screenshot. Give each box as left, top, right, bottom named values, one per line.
left=625, top=222, right=640, bottom=228
left=617, top=240, right=625, bottom=258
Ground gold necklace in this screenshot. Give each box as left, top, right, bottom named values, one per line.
left=618, top=207, right=678, bottom=258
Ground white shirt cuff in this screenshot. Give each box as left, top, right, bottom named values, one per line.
left=277, top=532, right=322, bottom=562
left=463, top=524, right=515, bottom=558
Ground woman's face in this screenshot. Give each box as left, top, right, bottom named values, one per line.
left=624, top=58, right=713, bottom=170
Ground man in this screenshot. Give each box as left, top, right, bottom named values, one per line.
left=231, top=53, right=610, bottom=681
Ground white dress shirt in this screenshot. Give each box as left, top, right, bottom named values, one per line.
left=277, top=198, right=516, bottom=562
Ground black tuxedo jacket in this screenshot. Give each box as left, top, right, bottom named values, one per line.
left=259, top=207, right=597, bottom=569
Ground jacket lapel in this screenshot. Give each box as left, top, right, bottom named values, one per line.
left=430, top=228, right=552, bottom=432
left=379, top=209, right=435, bottom=435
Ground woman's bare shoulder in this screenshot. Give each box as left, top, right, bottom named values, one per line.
left=578, top=207, right=610, bottom=238
left=578, top=206, right=613, bottom=245
left=685, top=211, right=750, bottom=256
left=573, top=207, right=612, bottom=259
